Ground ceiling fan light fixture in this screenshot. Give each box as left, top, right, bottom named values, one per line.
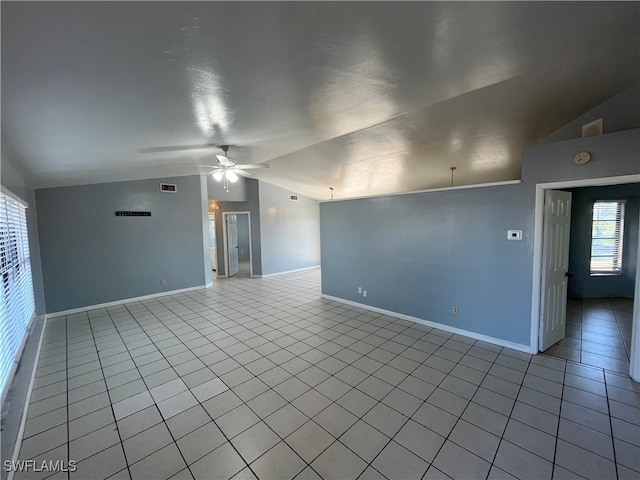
left=212, top=170, right=224, bottom=182
left=226, top=170, right=239, bottom=183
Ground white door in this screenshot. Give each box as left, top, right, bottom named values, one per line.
left=227, top=214, right=239, bottom=277
left=539, top=190, right=572, bottom=351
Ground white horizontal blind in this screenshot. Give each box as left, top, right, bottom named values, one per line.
left=0, top=191, right=35, bottom=399
left=590, top=200, right=625, bottom=274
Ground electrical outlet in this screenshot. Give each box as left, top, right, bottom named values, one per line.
left=160, top=279, right=166, bottom=285
left=452, top=306, right=458, bottom=314
left=363, top=290, right=367, bottom=297
left=358, top=287, right=362, bottom=294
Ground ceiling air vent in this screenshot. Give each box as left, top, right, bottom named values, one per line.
left=160, top=183, right=177, bottom=193
left=290, top=195, right=299, bottom=201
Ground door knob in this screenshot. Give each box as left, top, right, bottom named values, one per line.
left=565, top=272, right=574, bottom=277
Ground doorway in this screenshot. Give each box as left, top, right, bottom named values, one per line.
left=542, top=184, right=639, bottom=374
left=531, top=174, right=640, bottom=380
left=221, top=211, right=252, bottom=279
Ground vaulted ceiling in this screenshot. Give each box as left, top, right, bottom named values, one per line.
left=2, top=2, right=639, bottom=200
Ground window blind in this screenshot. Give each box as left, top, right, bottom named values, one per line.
left=0, top=191, right=35, bottom=401
left=590, top=200, right=625, bottom=275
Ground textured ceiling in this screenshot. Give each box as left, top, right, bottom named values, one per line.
left=2, top=2, right=639, bottom=199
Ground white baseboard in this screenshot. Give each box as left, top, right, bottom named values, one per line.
left=321, top=294, right=531, bottom=353
left=47, top=284, right=209, bottom=318
left=257, top=265, right=321, bottom=278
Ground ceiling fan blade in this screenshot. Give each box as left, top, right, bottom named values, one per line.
left=234, top=164, right=270, bottom=170
left=190, top=165, right=223, bottom=170
left=138, top=143, right=217, bottom=153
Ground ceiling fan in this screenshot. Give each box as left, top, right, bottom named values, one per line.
left=195, top=145, right=269, bottom=192
left=140, top=143, right=269, bottom=192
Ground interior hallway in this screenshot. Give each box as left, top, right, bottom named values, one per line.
left=236, top=260, right=252, bottom=279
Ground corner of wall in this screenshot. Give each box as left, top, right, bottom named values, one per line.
left=257, top=181, right=321, bottom=276
left=538, top=83, right=640, bottom=145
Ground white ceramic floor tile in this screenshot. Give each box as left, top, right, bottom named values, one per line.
left=157, top=390, right=199, bottom=419
left=176, top=422, right=226, bottom=464
left=113, top=390, right=154, bottom=421
left=19, top=272, right=639, bottom=480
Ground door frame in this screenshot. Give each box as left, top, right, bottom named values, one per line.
left=221, top=211, right=253, bottom=278
left=530, top=174, right=640, bottom=381
left=208, top=214, right=217, bottom=276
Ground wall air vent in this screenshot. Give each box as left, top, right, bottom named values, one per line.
left=160, top=183, right=177, bottom=193
left=290, top=195, right=299, bottom=201
left=115, top=211, right=151, bottom=217
left=582, top=118, right=603, bottom=138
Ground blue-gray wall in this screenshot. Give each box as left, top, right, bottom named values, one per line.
left=522, top=129, right=640, bottom=185
left=207, top=174, right=247, bottom=202
left=237, top=214, right=250, bottom=260
left=1, top=155, right=46, bottom=315
left=213, top=178, right=262, bottom=277
left=36, top=175, right=208, bottom=313
left=320, top=183, right=536, bottom=346
left=259, top=181, right=321, bottom=276
left=568, top=183, right=639, bottom=298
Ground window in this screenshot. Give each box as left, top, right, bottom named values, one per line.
left=0, top=190, right=35, bottom=401
left=590, top=200, right=625, bottom=275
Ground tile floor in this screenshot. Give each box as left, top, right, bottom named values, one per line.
left=545, top=297, right=634, bottom=374
left=234, top=260, right=252, bottom=279
left=13, top=269, right=640, bottom=480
